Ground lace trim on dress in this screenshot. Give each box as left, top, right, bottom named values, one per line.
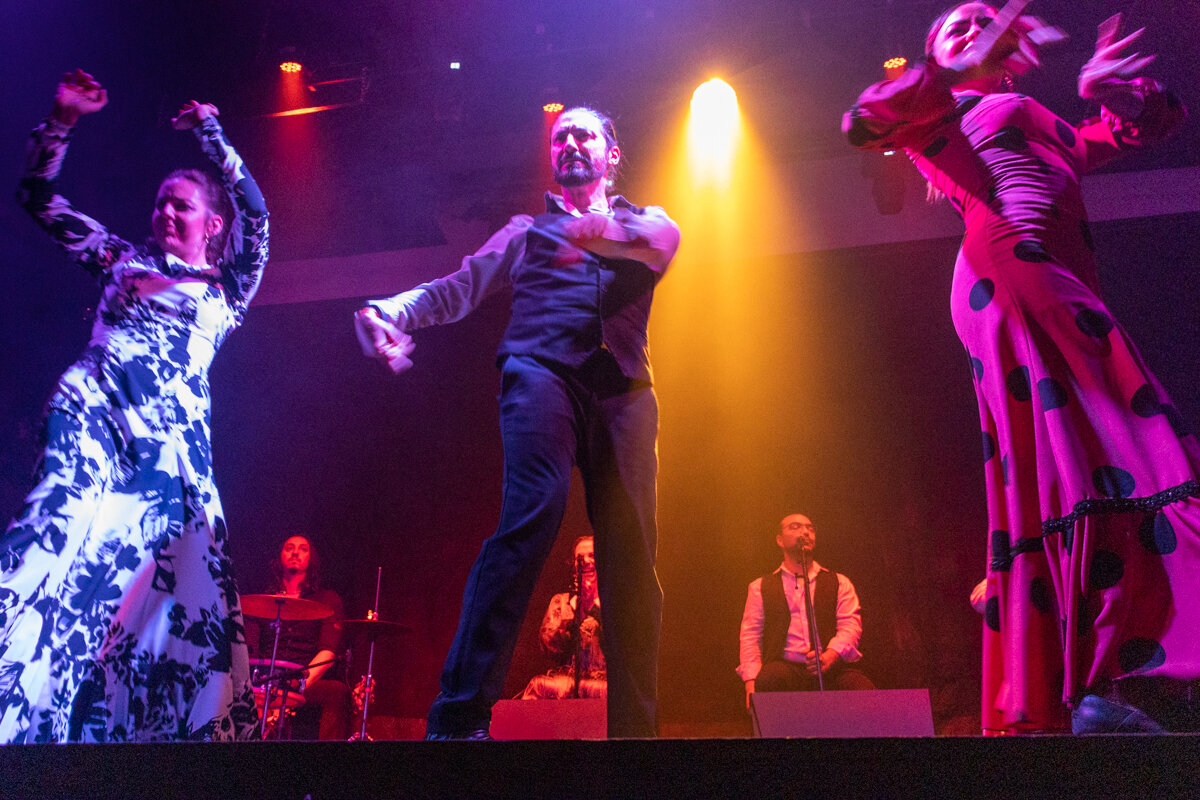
left=990, top=481, right=1200, bottom=570
left=1042, top=480, right=1200, bottom=536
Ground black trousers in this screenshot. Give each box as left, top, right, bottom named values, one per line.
left=756, top=658, right=876, bottom=693
left=427, top=353, right=661, bottom=737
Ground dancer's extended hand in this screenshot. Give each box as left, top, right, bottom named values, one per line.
left=52, top=70, right=108, bottom=126
left=354, top=308, right=416, bottom=374
left=1079, top=14, right=1155, bottom=118
left=171, top=100, right=219, bottom=130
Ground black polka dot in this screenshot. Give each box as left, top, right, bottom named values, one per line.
left=956, top=95, right=984, bottom=115
left=985, top=596, right=1001, bottom=632
left=991, top=529, right=1011, bottom=570
left=1130, top=384, right=1161, bottom=418
left=1006, top=366, right=1032, bottom=401
left=1076, top=596, right=1093, bottom=637
left=1080, top=219, right=1095, bottom=252
left=1037, top=377, right=1069, bottom=410
left=1030, top=577, right=1054, bottom=614
left=971, top=356, right=985, bottom=381
left=1118, top=637, right=1166, bottom=673
left=968, top=278, right=995, bottom=310
left=923, top=136, right=949, bottom=158
left=1075, top=308, right=1114, bottom=339
left=1013, top=240, right=1051, bottom=262
left=1001, top=454, right=1010, bottom=485
left=1092, top=465, right=1136, bottom=499
left=1055, top=119, right=1077, bottom=147
left=989, top=125, right=1028, bottom=151
left=1088, top=549, right=1124, bottom=590
left=1164, top=405, right=1192, bottom=437
left=982, top=431, right=997, bottom=462
left=1138, top=512, right=1178, bottom=555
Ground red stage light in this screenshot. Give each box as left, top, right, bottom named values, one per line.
left=543, top=102, right=564, bottom=114
left=280, top=61, right=303, bottom=74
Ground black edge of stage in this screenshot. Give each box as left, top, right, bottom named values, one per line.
left=3, top=735, right=1200, bottom=800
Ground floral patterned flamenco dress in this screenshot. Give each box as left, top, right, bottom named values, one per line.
left=0, top=114, right=268, bottom=742
left=845, top=65, right=1195, bottom=732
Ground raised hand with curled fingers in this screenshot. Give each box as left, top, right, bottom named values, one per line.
left=354, top=307, right=416, bottom=375
left=1078, top=14, right=1156, bottom=118
left=51, top=69, right=108, bottom=126
left=171, top=100, right=219, bottom=130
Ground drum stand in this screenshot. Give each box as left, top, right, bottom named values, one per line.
left=259, top=597, right=289, bottom=740
left=348, top=618, right=379, bottom=741
left=349, top=568, right=384, bottom=742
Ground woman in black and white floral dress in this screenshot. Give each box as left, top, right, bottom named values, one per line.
left=0, top=71, right=268, bottom=742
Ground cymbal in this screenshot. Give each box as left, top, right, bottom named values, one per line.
left=241, top=593, right=333, bottom=621
left=337, top=618, right=411, bottom=639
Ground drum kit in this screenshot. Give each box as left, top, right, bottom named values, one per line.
left=241, top=568, right=409, bottom=741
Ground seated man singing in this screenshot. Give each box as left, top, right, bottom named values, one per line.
left=738, top=513, right=874, bottom=710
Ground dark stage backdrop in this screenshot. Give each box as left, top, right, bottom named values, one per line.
left=3, top=210, right=1196, bottom=732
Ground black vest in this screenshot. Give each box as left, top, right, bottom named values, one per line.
left=760, top=568, right=838, bottom=663
left=497, top=196, right=660, bottom=383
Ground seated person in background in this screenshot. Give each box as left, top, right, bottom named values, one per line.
left=520, top=537, right=607, bottom=699
left=245, top=535, right=352, bottom=739
left=738, top=513, right=875, bottom=709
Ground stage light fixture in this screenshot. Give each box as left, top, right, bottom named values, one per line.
left=691, top=78, right=737, bottom=121
left=450, top=61, right=461, bottom=70
left=543, top=102, right=564, bottom=114
left=884, top=56, right=907, bottom=80
left=280, top=60, right=303, bottom=73
left=267, top=67, right=369, bottom=118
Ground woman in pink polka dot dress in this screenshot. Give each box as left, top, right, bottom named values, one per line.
left=844, top=4, right=1195, bottom=733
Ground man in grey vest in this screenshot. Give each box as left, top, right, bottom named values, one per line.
left=738, top=513, right=874, bottom=709
left=355, top=107, right=679, bottom=739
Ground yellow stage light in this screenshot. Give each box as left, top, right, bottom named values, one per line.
left=279, top=61, right=303, bottom=74
left=690, top=78, right=738, bottom=127
left=543, top=102, right=564, bottom=114
left=687, top=78, right=739, bottom=187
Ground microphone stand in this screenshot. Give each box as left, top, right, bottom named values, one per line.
left=571, top=556, right=584, bottom=699
left=799, top=548, right=825, bottom=692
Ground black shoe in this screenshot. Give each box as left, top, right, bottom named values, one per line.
left=1072, top=694, right=1165, bottom=735
left=424, top=728, right=494, bottom=741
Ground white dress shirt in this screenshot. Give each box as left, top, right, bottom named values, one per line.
left=737, top=560, right=864, bottom=682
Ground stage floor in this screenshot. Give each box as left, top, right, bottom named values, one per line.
left=2, top=734, right=1199, bottom=799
